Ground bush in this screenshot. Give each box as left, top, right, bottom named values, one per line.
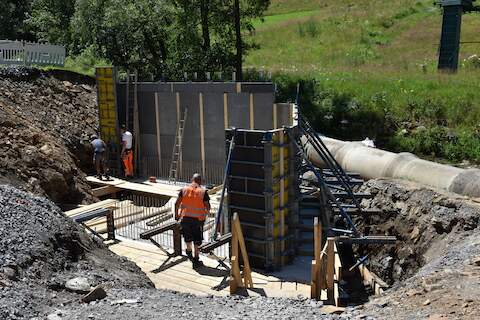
left=63, top=46, right=111, bottom=76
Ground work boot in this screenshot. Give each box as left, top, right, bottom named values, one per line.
left=192, top=257, right=204, bottom=269
left=186, top=250, right=193, bottom=261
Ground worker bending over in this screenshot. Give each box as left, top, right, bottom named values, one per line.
left=120, top=125, right=134, bottom=178
left=175, top=173, right=211, bottom=268
left=90, top=134, right=109, bottom=180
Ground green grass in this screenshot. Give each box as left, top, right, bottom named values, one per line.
left=247, top=0, right=480, bottom=162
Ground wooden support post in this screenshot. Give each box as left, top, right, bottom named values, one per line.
left=311, top=260, right=318, bottom=299
left=223, top=93, right=229, bottom=129
left=249, top=93, right=254, bottom=129
left=326, top=237, right=335, bottom=303
left=173, top=224, right=182, bottom=256
left=229, top=212, right=253, bottom=293
left=199, top=92, right=206, bottom=178
left=106, top=209, right=115, bottom=241
left=154, top=92, right=162, bottom=170
left=311, top=217, right=322, bottom=299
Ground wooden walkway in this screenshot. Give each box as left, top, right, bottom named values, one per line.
left=87, top=176, right=182, bottom=198
left=109, top=238, right=310, bottom=298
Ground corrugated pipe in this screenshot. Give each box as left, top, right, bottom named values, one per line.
left=303, top=136, right=480, bottom=198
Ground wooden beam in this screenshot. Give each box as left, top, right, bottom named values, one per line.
left=273, top=103, right=278, bottom=129
left=199, top=92, right=206, bottom=178
left=91, top=185, right=121, bottom=197
left=326, top=237, right=335, bottom=302
left=155, top=92, right=162, bottom=170
left=223, top=93, right=229, bottom=129
left=311, top=260, right=318, bottom=299
left=233, top=213, right=253, bottom=288
left=249, top=93, right=254, bottom=129
left=64, top=199, right=119, bottom=217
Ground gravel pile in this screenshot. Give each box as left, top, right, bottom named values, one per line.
left=0, top=66, right=98, bottom=205
left=0, top=185, right=153, bottom=320
left=57, top=288, right=351, bottom=320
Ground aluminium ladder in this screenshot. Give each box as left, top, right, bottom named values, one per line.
left=168, top=107, right=188, bottom=182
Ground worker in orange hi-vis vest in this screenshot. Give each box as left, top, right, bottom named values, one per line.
left=120, top=125, right=134, bottom=178
left=175, top=174, right=211, bottom=268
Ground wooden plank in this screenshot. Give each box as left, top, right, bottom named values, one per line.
left=86, top=176, right=180, bottom=198
left=311, top=260, right=318, bottom=299
left=91, top=185, right=122, bottom=197
left=154, top=92, right=162, bottom=170
left=273, top=103, right=278, bottom=129
left=334, top=242, right=342, bottom=283
left=326, top=237, right=335, bottom=302
left=64, top=199, right=119, bottom=217
left=233, top=213, right=253, bottom=288
left=199, top=92, right=206, bottom=178
left=359, top=265, right=388, bottom=294
left=249, top=93, right=254, bottom=129
left=223, top=93, right=228, bottom=129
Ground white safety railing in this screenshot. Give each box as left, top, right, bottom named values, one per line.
left=0, top=40, right=66, bottom=67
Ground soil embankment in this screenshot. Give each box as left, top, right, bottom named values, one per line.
left=350, top=179, right=480, bottom=319
left=0, top=67, right=98, bottom=206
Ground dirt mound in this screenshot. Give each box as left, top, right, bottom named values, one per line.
left=0, top=185, right=153, bottom=320
left=0, top=66, right=98, bottom=205
left=350, top=178, right=480, bottom=319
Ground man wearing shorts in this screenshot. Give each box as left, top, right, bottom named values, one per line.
left=175, top=173, right=211, bottom=268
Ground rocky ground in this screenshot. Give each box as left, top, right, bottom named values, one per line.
left=352, top=179, right=480, bottom=319
left=0, top=185, right=351, bottom=320
left=0, top=185, right=153, bottom=320
left=0, top=67, right=98, bottom=206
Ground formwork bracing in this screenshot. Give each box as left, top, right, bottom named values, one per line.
left=291, top=112, right=397, bottom=306
left=95, top=68, right=295, bottom=184
left=226, top=127, right=300, bottom=270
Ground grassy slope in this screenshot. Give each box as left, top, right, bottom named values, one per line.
left=248, top=0, right=480, bottom=72
left=246, top=0, right=480, bottom=162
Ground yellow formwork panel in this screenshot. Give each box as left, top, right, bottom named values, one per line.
left=271, top=146, right=290, bottom=163
left=271, top=160, right=290, bottom=179
left=272, top=208, right=289, bottom=224
left=96, top=67, right=118, bottom=144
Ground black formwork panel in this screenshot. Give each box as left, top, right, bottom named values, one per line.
left=226, top=127, right=299, bottom=270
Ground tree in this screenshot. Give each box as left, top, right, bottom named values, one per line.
left=0, top=0, right=33, bottom=40
left=27, top=0, right=76, bottom=45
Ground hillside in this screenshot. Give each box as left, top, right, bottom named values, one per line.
left=248, top=0, right=480, bottom=73
left=246, top=0, right=480, bottom=163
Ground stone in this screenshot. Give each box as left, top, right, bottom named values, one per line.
left=65, top=277, right=91, bottom=293
left=47, top=313, right=62, bottom=320
left=2, top=266, right=17, bottom=280
left=110, top=299, right=140, bottom=306
left=320, top=305, right=345, bottom=314
left=472, top=257, right=480, bottom=266
left=81, top=285, right=107, bottom=303
left=422, top=299, right=431, bottom=306
left=39, top=144, right=52, bottom=156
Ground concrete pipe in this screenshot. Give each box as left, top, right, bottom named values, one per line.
left=304, top=136, right=480, bottom=198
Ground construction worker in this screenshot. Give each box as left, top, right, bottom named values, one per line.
left=90, top=134, right=109, bottom=180
left=175, top=173, right=211, bottom=268
left=120, top=125, right=134, bottom=178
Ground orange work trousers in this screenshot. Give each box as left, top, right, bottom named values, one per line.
left=122, top=150, right=134, bottom=177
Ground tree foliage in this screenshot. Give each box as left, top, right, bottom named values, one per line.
left=3, top=0, right=270, bottom=78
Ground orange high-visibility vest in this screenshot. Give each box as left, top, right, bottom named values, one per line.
left=179, top=183, right=208, bottom=221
